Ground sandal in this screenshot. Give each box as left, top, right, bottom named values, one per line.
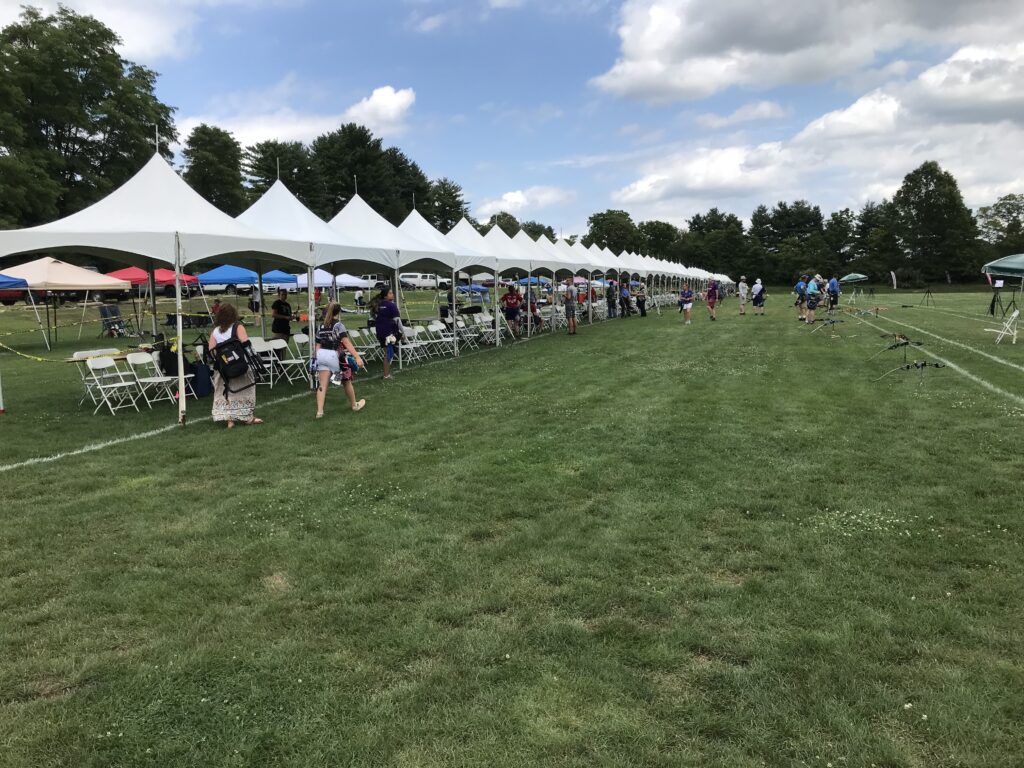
left=315, top=412, right=324, bottom=419
left=245, top=417, right=264, bottom=425
left=351, top=399, right=366, bottom=412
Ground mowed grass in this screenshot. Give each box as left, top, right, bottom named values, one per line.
left=1, top=291, right=1023, bottom=767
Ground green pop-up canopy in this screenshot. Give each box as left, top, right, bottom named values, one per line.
left=840, top=272, right=869, bottom=284
left=981, top=253, right=1024, bottom=279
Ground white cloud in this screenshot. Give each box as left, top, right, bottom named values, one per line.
left=343, top=86, right=417, bottom=137
left=475, top=186, right=576, bottom=218
left=696, top=101, right=789, bottom=129
left=593, top=0, right=1024, bottom=103
left=0, top=0, right=298, bottom=61
left=178, top=78, right=416, bottom=147
left=611, top=42, right=1024, bottom=221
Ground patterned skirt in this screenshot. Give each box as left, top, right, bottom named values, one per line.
left=211, top=370, right=256, bottom=422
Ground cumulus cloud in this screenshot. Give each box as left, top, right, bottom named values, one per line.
left=178, top=78, right=416, bottom=147
left=593, top=0, right=1024, bottom=103
left=475, top=186, right=576, bottom=218
left=0, top=0, right=297, bottom=61
left=696, top=101, right=789, bottom=129
left=612, top=42, right=1024, bottom=221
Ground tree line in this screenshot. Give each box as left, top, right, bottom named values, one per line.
left=2, top=6, right=1021, bottom=284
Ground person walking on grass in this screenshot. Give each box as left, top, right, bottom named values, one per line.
left=737, top=276, right=749, bottom=316
left=208, top=302, right=262, bottom=428
left=794, top=274, right=808, bottom=321
left=706, top=279, right=719, bottom=321
left=679, top=283, right=695, bottom=324
left=371, top=287, right=401, bottom=380
left=563, top=278, right=579, bottom=334
left=314, top=302, right=365, bottom=418
left=751, top=279, right=766, bottom=315
left=805, top=274, right=822, bottom=324
left=500, top=284, right=523, bottom=335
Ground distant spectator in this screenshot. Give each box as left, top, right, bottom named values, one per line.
left=270, top=288, right=293, bottom=341
left=500, top=284, right=524, bottom=335
left=827, top=274, right=841, bottom=312
left=706, top=280, right=719, bottom=321
left=371, top=287, right=401, bottom=380
left=679, top=284, right=695, bottom=324
left=636, top=282, right=647, bottom=317
left=751, top=279, right=766, bottom=315
left=564, top=279, right=579, bottom=334
left=737, top=277, right=749, bottom=316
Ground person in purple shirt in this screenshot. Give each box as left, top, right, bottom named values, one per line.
left=371, top=287, right=401, bottom=380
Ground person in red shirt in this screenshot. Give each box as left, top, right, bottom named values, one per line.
left=500, top=285, right=524, bottom=335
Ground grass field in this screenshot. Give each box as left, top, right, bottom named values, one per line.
left=1, top=290, right=1022, bottom=767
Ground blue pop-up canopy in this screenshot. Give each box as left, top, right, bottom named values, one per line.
left=261, top=269, right=297, bottom=284
left=196, top=264, right=258, bottom=284
left=516, top=276, right=551, bottom=285
left=457, top=284, right=489, bottom=294
left=0, top=272, right=28, bottom=290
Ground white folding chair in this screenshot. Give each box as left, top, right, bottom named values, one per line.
left=73, top=348, right=121, bottom=406
left=398, top=326, right=430, bottom=363
left=984, top=309, right=1018, bottom=345
left=125, top=351, right=175, bottom=407
left=151, top=350, right=196, bottom=399
left=347, top=328, right=381, bottom=363
left=454, top=319, right=480, bottom=350
left=87, top=356, right=140, bottom=415
left=249, top=338, right=279, bottom=387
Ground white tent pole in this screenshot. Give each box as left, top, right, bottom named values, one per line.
left=394, top=263, right=403, bottom=370
left=551, top=270, right=556, bottom=334
left=526, top=266, right=532, bottom=338
left=493, top=268, right=500, bottom=347
left=26, top=290, right=49, bottom=351
left=148, top=264, right=158, bottom=338
left=452, top=268, right=458, bottom=358
left=589, top=271, right=593, bottom=325
left=175, top=233, right=187, bottom=426
left=257, top=263, right=266, bottom=337
left=307, top=259, right=315, bottom=371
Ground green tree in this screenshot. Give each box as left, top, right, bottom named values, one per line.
left=584, top=209, right=640, bottom=254
left=426, top=177, right=469, bottom=233
left=381, top=146, right=429, bottom=225
left=310, top=123, right=392, bottom=219
left=243, top=140, right=322, bottom=213
left=638, top=220, right=679, bottom=257
left=520, top=220, right=556, bottom=241
left=481, top=212, right=520, bottom=237
left=851, top=200, right=903, bottom=281
left=0, top=6, right=176, bottom=227
left=822, top=208, right=856, bottom=276
left=182, top=124, right=246, bottom=215
left=977, top=193, right=1024, bottom=257
left=892, top=161, right=979, bottom=281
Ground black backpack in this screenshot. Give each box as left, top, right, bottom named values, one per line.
left=210, top=325, right=253, bottom=394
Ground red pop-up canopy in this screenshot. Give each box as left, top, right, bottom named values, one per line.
left=106, top=266, right=198, bottom=285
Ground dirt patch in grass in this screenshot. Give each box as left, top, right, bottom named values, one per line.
left=262, top=571, right=290, bottom=594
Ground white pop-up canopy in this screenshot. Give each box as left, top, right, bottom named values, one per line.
left=238, top=180, right=392, bottom=272
left=329, top=195, right=452, bottom=272
left=0, top=154, right=309, bottom=270
left=512, top=230, right=578, bottom=274
left=533, top=234, right=588, bottom=274
left=399, top=210, right=495, bottom=274
left=484, top=226, right=538, bottom=273
left=295, top=270, right=370, bottom=289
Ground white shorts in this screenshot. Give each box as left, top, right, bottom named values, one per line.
left=683, top=302, right=693, bottom=311
left=316, top=349, right=340, bottom=373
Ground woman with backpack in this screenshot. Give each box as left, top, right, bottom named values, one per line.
left=314, top=302, right=365, bottom=419
left=208, top=302, right=261, bottom=428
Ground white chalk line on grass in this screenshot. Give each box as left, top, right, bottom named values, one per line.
left=872, top=313, right=1024, bottom=375
left=857, top=315, right=1024, bottom=408
left=0, top=338, right=535, bottom=475
left=918, top=305, right=1001, bottom=325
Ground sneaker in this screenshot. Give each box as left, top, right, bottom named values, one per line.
left=352, top=399, right=366, bottom=412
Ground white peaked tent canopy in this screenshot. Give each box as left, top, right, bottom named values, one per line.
left=329, top=195, right=452, bottom=271
left=534, top=234, right=587, bottom=274
left=399, top=210, right=495, bottom=273
left=566, top=240, right=601, bottom=272
left=448, top=219, right=524, bottom=274
left=2, top=256, right=131, bottom=291
left=0, top=154, right=309, bottom=269
left=513, top=231, right=577, bottom=274
left=238, top=180, right=392, bottom=271
left=484, top=226, right=536, bottom=272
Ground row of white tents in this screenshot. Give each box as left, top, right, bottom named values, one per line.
left=0, top=153, right=731, bottom=424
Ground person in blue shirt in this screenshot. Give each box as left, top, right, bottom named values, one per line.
left=804, top=274, right=823, bottom=324
left=794, top=275, right=808, bottom=321
left=827, top=275, right=841, bottom=313
left=679, top=284, right=695, bottom=324
left=619, top=283, right=631, bottom=318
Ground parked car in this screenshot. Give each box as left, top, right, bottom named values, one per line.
left=199, top=282, right=256, bottom=295
left=361, top=275, right=416, bottom=291
left=399, top=273, right=451, bottom=290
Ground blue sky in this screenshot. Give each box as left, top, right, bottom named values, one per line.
left=3, top=0, right=1023, bottom=235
